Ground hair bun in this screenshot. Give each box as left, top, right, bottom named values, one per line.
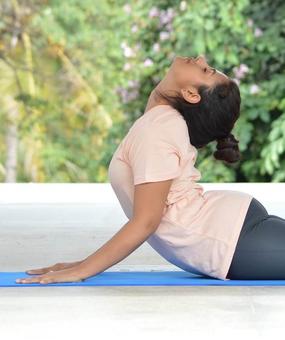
left=216, top=133, right=239, bottom=148
left=214, top=133, right=240, bottom=163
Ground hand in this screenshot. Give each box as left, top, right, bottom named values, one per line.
left=15, top=267, right=87, bottom=285
left=25, top=261, right=83, bottom=275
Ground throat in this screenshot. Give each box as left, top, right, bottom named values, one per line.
left=144, top=90, right=168, bottom=114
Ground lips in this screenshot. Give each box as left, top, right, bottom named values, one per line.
left=185, top=57, right=193, bottom=63
left=174, top=56, right=194, bottom=64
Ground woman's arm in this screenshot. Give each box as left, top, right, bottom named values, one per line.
left=76, top=218, right=157, bottom=278
left=76, top=179, right=173, bottom=278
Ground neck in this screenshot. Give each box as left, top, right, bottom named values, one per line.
left=153, top=76, right=179, bottom=102
left=144, top=77, right=178, bottom=113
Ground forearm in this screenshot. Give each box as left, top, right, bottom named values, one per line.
left=77, top=219, right=156, bottom=278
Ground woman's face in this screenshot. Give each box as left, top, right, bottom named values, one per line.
left=170, top=55, right=229, bottom=89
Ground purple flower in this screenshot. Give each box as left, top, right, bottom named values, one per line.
left=166, top=8, right=175, bottom=19
left=159, top=8, right=175, bottom=26
left=240, top=64, right=249, bottom=73
left=254, top=27, right=263, bottom=37
left=250, top=84, right=260, bottom=94
left=233, top=63, right=249, bottom=79
left=143, top=58, right=154, bottom=67
left=149, top=6, right=160, bottom=18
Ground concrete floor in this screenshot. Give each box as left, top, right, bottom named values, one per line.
left=1, top=183, right=285, bottom=339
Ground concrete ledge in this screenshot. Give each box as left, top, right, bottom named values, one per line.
left=0, top=182, right=284, bottom=203
left=0, top=183, right=284, bottom=228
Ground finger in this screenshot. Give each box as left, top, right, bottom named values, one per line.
left=16, top=277, right=42, bottom=284
left=39, top=279, right=53, bottom=284
left=26, top=268, right=50, bottom=275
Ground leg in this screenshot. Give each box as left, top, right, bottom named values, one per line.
left=227, top=216, right=285, bottom=280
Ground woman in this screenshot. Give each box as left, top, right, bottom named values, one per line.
left=107, top=55, right=285, bottom=281
left=16, top=55, right=285, bottom=284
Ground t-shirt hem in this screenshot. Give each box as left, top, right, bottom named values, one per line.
left=218, top=195, right=254, bottom=281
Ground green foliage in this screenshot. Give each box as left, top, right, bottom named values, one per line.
left=0, top=0, right=284, bottom=182
left=117, top=0, right=285, bottom=183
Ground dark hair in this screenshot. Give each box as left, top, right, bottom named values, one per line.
left=155, top=79, right=241, bottom=164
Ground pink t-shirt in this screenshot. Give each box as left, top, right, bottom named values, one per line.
left=108, top=104, right=253, bottom=280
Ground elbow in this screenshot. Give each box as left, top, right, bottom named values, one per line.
left=130, top=216, right=161, bottom=233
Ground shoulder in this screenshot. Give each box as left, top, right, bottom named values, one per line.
left=152, top=112, right=189, bottom=144
left=123, top=107, right=191, bottom=151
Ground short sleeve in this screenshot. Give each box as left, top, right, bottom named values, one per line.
left=127, top=124, right=183, bottom=185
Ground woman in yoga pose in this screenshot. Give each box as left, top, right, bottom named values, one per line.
left=141, top=55, right=285, bottom=280
left=16, top=55, right=284, bottom=284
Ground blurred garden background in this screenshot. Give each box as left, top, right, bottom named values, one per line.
left=0, top=0, right=284, bottom=183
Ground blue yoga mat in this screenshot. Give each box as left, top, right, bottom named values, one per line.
left=1, top=270, right=285, bottom=286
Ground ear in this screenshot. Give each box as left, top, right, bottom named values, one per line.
left=180, top=87, right=201, bottom=104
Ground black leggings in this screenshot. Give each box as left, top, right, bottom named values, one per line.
left=226, top=197, right=285, bottom=280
